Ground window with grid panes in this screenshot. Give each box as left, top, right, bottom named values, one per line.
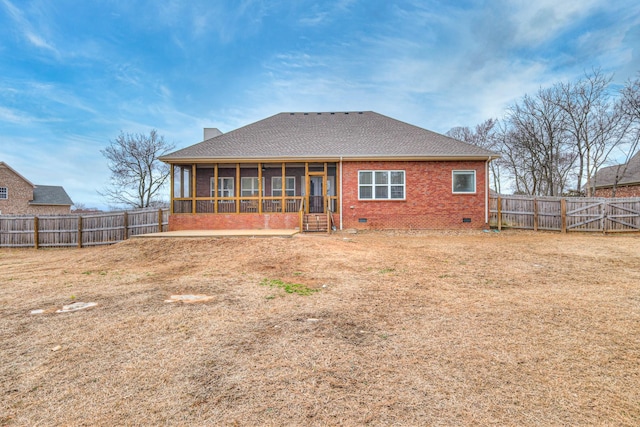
left=358, top=170, right=405, bottom=200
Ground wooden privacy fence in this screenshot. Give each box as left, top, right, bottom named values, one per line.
left=0, top=208, right=169, bottom=248
left=490, top=195, right=640, bottom=233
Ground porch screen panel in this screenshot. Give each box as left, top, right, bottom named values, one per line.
left=272, top=177, right=295, bottom=197
left=217, top=177, right=234, bottom=197
left=241, top=177, right=263, bottom=196
left=174, top=165, right=191, bottom=197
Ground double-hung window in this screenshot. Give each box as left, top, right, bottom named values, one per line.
left=271, top=177, right=295, bottom=197
left=359, top=170, right=405, bottom=200
left=0, top=187, right=7, bottom=200
left=452, top=171, right=476, bottom=193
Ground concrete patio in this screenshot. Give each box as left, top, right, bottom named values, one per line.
left=132, top=229, right=299, bottom=239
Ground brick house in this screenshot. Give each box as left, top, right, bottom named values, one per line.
left=160, top=111, right=498, bottom=231
left=592, top=152, right=640, bottom=197
left=0, top=162, right=73, bottom=215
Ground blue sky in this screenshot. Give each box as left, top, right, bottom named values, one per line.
left=1, top=0, right=639, bottom=209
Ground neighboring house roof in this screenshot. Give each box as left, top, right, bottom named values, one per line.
left=160, top=111, right=498, bottom=162
left=0, top=161, right=35, bottom=187
left=593, top=151, right=640, bottom=188
left=30, top=185, right=73, bottom=206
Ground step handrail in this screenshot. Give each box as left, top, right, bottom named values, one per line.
left=298, top=198, right=305, bottom=231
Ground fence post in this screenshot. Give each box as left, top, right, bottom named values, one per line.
left=77, top=216, right=83, bottom=248
left=123, top=211, right=129, bottom=240
left=561, top=199, right=567, bottom=233
left=533, top=198, right=538, bottom=232
left=33, top=216, right=39, bottom=249
left=158, top=208, right=163, bottom=233
left=497, top=196, right=502, bottom=231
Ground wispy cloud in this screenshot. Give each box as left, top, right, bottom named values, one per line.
left=297, top=0, right=358, bottom=26
left=243, top=0, right=640, bottom=133
left=145, top=0, right=275, bottom=43
left=1, top=0, right=638, bottom=208
left=506, top=0, right=603, bottom=46
left=111, top=63, right=144, bottom=87
left=0, top=106, right=41, bottom=125
left=0, top=80, right=98, bottom=120
left=0, top=0, right=59, bottom=56
left=0, top=104, right=68, bottom=125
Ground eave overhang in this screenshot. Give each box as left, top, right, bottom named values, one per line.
left=593, top=181, right=640, bottom=189
left=28, top=202, right=73, bottom=206
left=160, top=154, right=501, bottom=164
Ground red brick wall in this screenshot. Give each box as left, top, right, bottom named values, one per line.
left=341, top=160, right=488, bottom=229
left=171, top=160, right=489, bottom=231
left=170, top=213, right=300, bottom=230
left=594, top=185, right=640, bottom=198
left=27, top=205, right=72, bottom=215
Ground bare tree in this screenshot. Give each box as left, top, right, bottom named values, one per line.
left=100, top=130, right=175, bottom=209
left=504, top=88, right=576, bottom=196
left=449, top=70, right=640, bottom=197
left=447, top=118, right=505, bottom=193
left=555, top=70, right=626, bottom=196
left=608, top=74, right=640, bottom=196
left=446, top=126, right=474, bottom=144
left=609, top=134, right=640, bottom=197
left=620, top=74, right=640, bottom=119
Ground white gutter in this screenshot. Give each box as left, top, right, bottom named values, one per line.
left=339, top=156, right=343, bottom=230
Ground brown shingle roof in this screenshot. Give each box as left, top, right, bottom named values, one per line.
left=161, top=111, right=497, bottom=162
left=593, top=151, right=640, bottom=188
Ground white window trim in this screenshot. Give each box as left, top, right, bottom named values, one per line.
left=212, top=177, right=235, bottom=197
left=0, top=187, right=7, bottom=200
left=358, top=170, right=406, bottom=200
left=452, top=170, right=476, bottom=194
left=271, top=176, right=296, bottom=197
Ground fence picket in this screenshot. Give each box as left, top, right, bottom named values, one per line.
left=490, top=195, right=640, bottom=233
left=0, top=208, right=169, bottom=248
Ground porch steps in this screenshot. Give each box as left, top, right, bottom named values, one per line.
left=303, top=214, right=328, bottom=232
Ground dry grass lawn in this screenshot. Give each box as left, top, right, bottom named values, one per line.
left=1, top=230, right=639, bottom=426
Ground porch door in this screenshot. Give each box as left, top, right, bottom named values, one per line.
left=309, top=176, right=324, bottom=213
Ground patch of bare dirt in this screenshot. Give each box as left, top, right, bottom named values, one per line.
left=1, top=230, right=639, bottom=425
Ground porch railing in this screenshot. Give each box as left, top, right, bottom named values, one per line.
left=173, top=197, right=304, bottom=214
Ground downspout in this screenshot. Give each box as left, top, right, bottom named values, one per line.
left=339, top=157, right=343, bottom=230
left=485, top=157, right=490, bottom=224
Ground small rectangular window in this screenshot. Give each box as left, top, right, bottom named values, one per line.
left=0, top=187, right=7, bottom=199
left=452, top=171, right=476, bottom=193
